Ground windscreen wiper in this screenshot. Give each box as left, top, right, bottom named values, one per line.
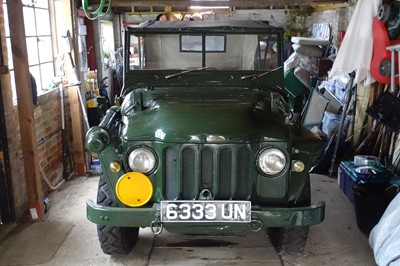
left=165, top=67, right=208, bottom=79
left=240, top=66, right=283, bottom=80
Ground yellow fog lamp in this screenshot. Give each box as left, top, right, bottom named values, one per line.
left=109, top=161, right=121, bottom=173
left=292, top=161, right=305, bottom=172
left=115, top=172, right=153, bottom=207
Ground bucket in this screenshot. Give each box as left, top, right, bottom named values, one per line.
left=352, top=182, right=398, bottom=236
left=90, top=160, right=102, bottom=175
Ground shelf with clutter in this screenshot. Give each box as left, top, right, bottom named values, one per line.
left=283, top=23, right=334, bottom=126
left=84, top=69, right=110, bottom=127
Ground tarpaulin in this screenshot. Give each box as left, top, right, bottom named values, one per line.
left=369, top=191, right=400, bottom=266
left=329, top=0, right=382, bottom=85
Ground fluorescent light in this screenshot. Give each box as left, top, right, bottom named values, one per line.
left=190, top=6, right=229, bottom=9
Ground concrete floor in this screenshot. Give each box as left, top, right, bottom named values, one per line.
left=0, top=174, right=377, bottom=265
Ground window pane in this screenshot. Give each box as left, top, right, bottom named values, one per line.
left=10, top=70, right=16, bottom=102
left=29, top=66, right=42, bottom=93
left=205, top=36, right=225, bottom=52
left=181, top=35, right=202, bottom=52
left=35, top=0, right=49, bottom=8
left=23, top=7, right=36, bottom=36
left=12, top=0, right=55, bottom=99
left=6, top=38, right=13, bottom=70
left=180, top=35, right=226, bottom=52
left=38, top=37, right=53, bottom=63
left=35, top=9, right=50, bottom=36
left=22, top=0, right=35, bottom=6
left=26, top=37, right=39, bottom=65
left=3, top=3, right=9, bottom=37
left=39, top=62, right=54, bottom=90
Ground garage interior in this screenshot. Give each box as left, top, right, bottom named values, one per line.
left=0, top=0, right=399, bottom=265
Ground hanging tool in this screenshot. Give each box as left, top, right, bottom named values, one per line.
left=58, top=81, right=72, bottom=180
left=329, top=71, right=356, bottom=176
left=60, top=30, right=76, bottom=73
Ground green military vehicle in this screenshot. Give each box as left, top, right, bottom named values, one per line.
left=85, top=20, right=325, bottom=256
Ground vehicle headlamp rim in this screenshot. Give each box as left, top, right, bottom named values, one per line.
left=256, top=146, right=288, bottom=176
left=126, top=145, right=158, bottom=175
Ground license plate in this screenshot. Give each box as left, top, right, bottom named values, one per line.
left=160, top=200, right=251, bottom=223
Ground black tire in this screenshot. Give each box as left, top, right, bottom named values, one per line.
left=267, top=176, right=311, bottom=255
left=96, top=175, right=139, bottom=255
left=378, top=5, right=391, bottom=22
left=379, top=60, right=392, bottom=77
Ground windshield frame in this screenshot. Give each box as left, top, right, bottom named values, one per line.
left=124, top=21, right=284, bottom=73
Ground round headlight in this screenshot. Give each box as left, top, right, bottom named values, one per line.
left=127, top=146, right=157, bottom=174
left=257, top=147, right=286, bottom=175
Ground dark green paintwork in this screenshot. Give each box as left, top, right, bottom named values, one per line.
left=86, top=199, right=325, bottom=230
left=121, top=92, right=289, bottom=143
left=122, top=69, right=285, bottom=93
left=85, top=20, right=325, bottom=234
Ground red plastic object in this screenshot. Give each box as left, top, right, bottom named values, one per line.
left=76, top=162, right=86, bottom=176
left=338, top=31, right=346, bottom=49
left=370, top=17, right=400, bottom=84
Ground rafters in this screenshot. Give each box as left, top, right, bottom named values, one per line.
left=88, top=0, right=348, bottom=8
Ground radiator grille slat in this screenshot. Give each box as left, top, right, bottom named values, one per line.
left=163, top=145, right=252, bottom=200
left=201, top=147, right=213, bottom=190
left=182, top=148, right=196, bottom=199
left=164, top=147, right=178, bottom=199
left=236, top=147, right=251, bottom=199
left=217, top=148, right=232, bottom=199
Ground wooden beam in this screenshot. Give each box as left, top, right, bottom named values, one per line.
left=61, top=0, right=86, bottom=175
left=67, top=84, right=86, bottom=176
left=89, top=0, right=348, bottom=8
left=7, top=0, right=44, bottom=220
left=312, top=3, right=349, bottom=11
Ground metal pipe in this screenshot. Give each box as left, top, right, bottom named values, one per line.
left=398, top=47, right=400, bottom=89
left=39, top=164, right=65, bottom=191
left=391, top=50, right=395, bottom=93
left=328, top=71, right=356, bottom=176
left=59, top=82, right=68, bottom=179
left=37, top=129, right=61, bottom=146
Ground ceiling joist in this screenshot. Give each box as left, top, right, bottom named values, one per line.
left=86, top=0, right=349, bottom=15
left=93, top=0, right=348, bottom=8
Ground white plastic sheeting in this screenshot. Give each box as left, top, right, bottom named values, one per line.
left=369, top=192, right=400, bottom=266
left=329, top=0, right=382, bottom=85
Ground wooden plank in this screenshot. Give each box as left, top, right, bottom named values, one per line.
left=92, top=0, right=348, bottom=7
left=61, top=0, right=86, bottom=175
left=67, top=84, right=86, bottom=175
left=353, top=82, right=369, bottom=145
left=7, top=0, right=44, bottom=220
left=312, top=3, right=349, bottom=11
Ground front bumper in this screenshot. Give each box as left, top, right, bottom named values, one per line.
left=86, top=200, right=325, bottom=228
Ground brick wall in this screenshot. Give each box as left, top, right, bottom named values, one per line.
left=310, top=5, right=355, bottom=50
left=3, top=85, right=72, bottom=221
left=2, top=72, right=74, bottom=221
left=34, top=89, right=64, bottom=193
left=0, top=5, right=26, bottom=219
left=1, top=74, right=26, bottom=220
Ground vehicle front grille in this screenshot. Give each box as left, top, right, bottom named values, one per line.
left=163, top=144, right=253, bottom=200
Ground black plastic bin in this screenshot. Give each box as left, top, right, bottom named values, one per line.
left=352, top=182, right=397, bottom=236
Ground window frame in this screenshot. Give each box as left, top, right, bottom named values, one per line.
left=3, top=0, right=56, bottom=104
left=179, top=34, right=226, bottom=53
